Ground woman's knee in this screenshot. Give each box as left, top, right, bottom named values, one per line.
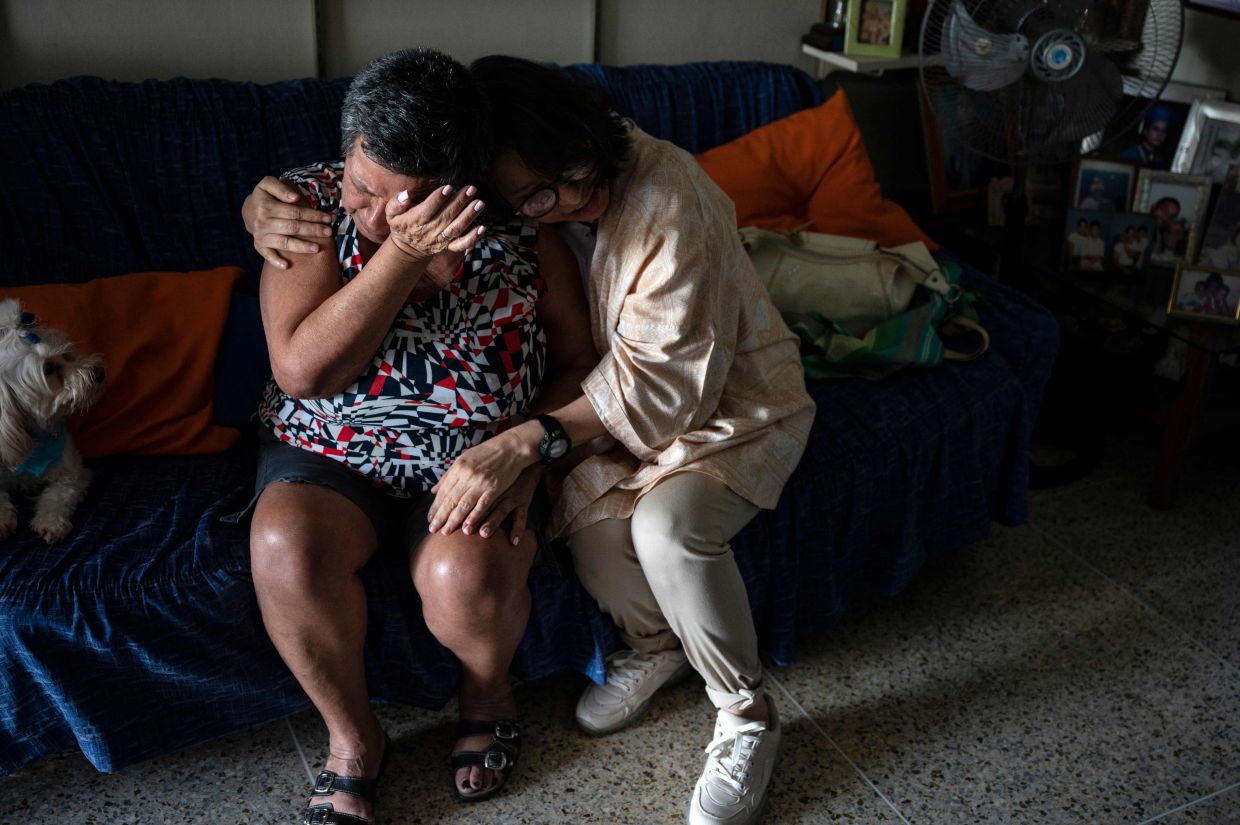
left=630, top=503, right=726, bottom=575
left=249, top=485, right=373, bottom=592
left=414, top=533, right=532, bottom=621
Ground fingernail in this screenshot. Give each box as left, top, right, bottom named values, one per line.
left=466, top=185, right=477, bottom=196
left=513, top=535, right=521, bottom=545
left=442, top=185, right=454, bottom=196
left=481, top=527, right=491, bottom=538
left=398, top=190, right=409, bottom=204
left=473, top=201, right=485, bottom=212
left=463, top=525, right=472, bottom=535
left=476, top=226, right=487, bottom=235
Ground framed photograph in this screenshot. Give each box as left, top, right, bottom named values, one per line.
left=1132, top=169, right=1212, bottom=266
left=1063, top=209, right=1156, bottom=273
left=844, top=0, right=907, bottom=57
left=1085, top=81, right=1226, bottom=166
left=919, top=84, right=1008, bottom=214
left=1072, top=158, right=1136, bottom=211
left=1198, top=162, right=1240, bottom=270
left=1172, top=100, right=1240, bottom=184
left=1167, top=266, right=1240, bottom=323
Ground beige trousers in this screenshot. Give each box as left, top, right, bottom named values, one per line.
left=566, top=471, right=764, bottom=712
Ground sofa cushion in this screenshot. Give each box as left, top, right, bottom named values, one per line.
left=6, top=268, right=243, bottom=457
left=695, top=90, right=936, bottom=250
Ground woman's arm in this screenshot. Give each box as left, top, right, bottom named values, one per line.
left=242, top=176, right=335, bottom=269
left=427, top=224, right=609, bottom=538
left=263, top=186, right=488, bottom=398
left=526, top=224, right=598, bottom=413
left=429, top=187, right=738, bottom=537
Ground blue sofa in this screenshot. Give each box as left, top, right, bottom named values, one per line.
left=0, top=61, right=1058, bottom=776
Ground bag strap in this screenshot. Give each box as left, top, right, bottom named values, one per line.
left=876, top=248, right=954, bottom=299
left=941, top=315, right=990, bottom=362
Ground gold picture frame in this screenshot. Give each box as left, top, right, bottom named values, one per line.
left=1167, top=266, right=1240, bottom=324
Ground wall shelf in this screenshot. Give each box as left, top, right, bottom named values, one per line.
left=801, top=42, right=941, bottom=76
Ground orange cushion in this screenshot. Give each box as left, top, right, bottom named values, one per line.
left=5, top=268, right=244, bottom=458
left=696, top=90, right=936, bottom=250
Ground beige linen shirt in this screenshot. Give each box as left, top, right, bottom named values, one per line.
left=551, top=126, right=816, bottom=537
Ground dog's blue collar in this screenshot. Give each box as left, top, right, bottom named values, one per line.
left=15, top=427, right=67, bottom=477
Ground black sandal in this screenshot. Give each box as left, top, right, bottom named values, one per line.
left=450, top=719, right=521, bottom=803
left=302, top=732, right=392, bottom=825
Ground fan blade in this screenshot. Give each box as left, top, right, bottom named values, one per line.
left=942, top=0, right=1030, bottom=91
left=1021, top=52, right=1122, bottom=151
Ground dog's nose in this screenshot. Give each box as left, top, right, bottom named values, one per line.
left=91, top=366, right=106, bottom=383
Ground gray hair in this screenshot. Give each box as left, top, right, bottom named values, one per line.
left=339, top=48, right=493, bottom=187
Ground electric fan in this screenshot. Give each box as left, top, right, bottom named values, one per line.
left=920, top=0, right=1184, bottom=164
left=919, top=0, right=1184, bottom=264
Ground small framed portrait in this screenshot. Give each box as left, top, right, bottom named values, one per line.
left=1198, top=163, right=1240, bottom=271
left=1132, top=169, right=1213, bottom=266
left=844, top=0, right=907, bottom=58
left=1064, top=210, right=1108, bottom=272
left=1062, top=209, right=1156, bottom=273
left=1072, top=158, right=1136, bottom=212
left=1107, top=212, right=1157, bottom=272
left=1086, top=82, right=1226, bottom=169
left=1168, top=266, right=1240, bottom=323
left=1172, top=100, right=1240, bottom=185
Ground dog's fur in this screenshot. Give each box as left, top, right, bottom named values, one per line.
left=0, top=299, right=105, bottom=543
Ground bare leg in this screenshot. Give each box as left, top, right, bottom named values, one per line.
left=250, top=482, right=386, bottom=821
left=410, top=527, right=538, bottom=798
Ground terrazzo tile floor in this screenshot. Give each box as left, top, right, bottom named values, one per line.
left=3, top=423, right=1237, bottom=824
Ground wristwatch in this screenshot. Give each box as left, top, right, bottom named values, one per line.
left=535, top=414, right=571, bottom=464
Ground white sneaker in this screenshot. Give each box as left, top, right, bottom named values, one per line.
left=688, top=699, right=781, bottom=825
left=575, top=648, right=692, bottom=734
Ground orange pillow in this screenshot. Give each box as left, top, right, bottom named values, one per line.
left=5, top=268, right=244, bottom=458
left=696, top=90, right=936, bottom=251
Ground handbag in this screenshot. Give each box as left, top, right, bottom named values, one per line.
left=740, top=226, right=989, bottom=379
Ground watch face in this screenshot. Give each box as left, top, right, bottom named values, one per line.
left=547, top=439, right=569, bottom=459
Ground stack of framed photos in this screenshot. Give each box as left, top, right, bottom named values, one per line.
left=1063, top=81, right=1240, bottom=324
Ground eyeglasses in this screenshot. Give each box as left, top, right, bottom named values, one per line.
left=515, top=166, right=598, bottom=219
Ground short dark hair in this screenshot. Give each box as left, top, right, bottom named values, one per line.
left=470, top=55, right=631, bottom=186
left=340, top=48, right=492, bottom=187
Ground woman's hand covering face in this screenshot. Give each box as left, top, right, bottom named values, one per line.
left=384, top=184, right=488, bottom=261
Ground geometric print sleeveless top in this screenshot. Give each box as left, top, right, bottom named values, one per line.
left=258, top=161, right=547, bottom=496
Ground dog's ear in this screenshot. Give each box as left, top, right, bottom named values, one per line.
left=0, top=299, right=21, bottom=334
left=0, top=382, right=35, bottom=468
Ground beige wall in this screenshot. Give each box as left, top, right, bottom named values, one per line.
left=1171, top=7, right=1240, bottom=98
left=0, top=0, right=316, bottom=86
left=316, top=0, right=595, bottom=78
left=2, top=0, right=1234, bottom=101
left=597, top=0, right=821, bottom=73
left=0, top=0, right=822, bottom=89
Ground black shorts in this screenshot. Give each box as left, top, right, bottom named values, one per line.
left=224, top=427, right=551, bottom=553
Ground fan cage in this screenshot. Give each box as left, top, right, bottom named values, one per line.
left=919, top=0, right=1183, bottom=163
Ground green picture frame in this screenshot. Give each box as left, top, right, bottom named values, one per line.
left=844, top=0, right=907, bottom=58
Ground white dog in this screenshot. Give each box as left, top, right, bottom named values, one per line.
left=0, top=299, right=105, bottom=543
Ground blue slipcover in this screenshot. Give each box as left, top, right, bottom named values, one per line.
left=0, top=61, right=1056, bottom=776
